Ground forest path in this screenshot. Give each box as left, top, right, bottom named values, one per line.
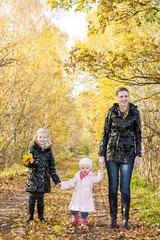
left=0, top=156, right=73, bottom=237
left=0, top=156, right=159, bottom=239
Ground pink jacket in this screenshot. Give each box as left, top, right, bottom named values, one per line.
left=60, top=170, right=104, bottom=212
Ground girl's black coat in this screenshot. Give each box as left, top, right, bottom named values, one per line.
left=25, top=142, right=60, bottom=193
left=98, top=103, right=142, bottom=163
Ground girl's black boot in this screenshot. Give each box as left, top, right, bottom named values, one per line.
left=26, top=204, right=35, bottom=223
left=37, top=204, right=47, bottom=222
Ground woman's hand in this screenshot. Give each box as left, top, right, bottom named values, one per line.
left=57, top=183, right=61, bottom=186
left=100, top=165, right=105, bottom=172
left=99, top=156, right=105, bottom=169
left=134, top=156, right=140, bottom=169
left=29, top=158, right=34, bottom=164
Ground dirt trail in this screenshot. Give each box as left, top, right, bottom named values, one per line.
left=0, top=157, right=74, bottom=236
left=0, top=157, right=159, bottom=240
left=0, top=191, right=28, bottom=233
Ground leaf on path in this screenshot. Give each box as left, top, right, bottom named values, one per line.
left=54, top=224, right=62, bottom=233
left=1, top=159, right=160, bottom=240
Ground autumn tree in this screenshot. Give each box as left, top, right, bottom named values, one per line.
left=48, top=0, right=160, bottom=86
left=0, top=0, right=76, bottom=169
left=47, top=0, right=160, bottom=187
left=131, top=85, right=160, bottom=186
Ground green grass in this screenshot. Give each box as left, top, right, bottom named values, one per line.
left=62, top=159, right=79, bottom=180
left=131, top=176, right=160, bottom=229
left=0, top=163, right=28, bottom=177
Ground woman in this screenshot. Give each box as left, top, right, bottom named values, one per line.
left=98, top=87, right=142, bottom=231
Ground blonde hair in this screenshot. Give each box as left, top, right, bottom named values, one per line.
left=33, top=128, right=50, bottom=143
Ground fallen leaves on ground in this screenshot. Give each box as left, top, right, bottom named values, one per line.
left=0, top=159, right=160, bottom=240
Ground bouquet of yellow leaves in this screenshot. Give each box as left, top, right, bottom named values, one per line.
left=23, top=153, right=33, bottom=166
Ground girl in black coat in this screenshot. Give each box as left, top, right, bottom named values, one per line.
left=99, top=87, right=142, bottom=231
left=25, top=128, right=61, bottom=223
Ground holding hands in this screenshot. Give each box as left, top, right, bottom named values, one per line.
left=99, top=156, right=105, bottom=169
left=57, top=157, right=105, bottom=189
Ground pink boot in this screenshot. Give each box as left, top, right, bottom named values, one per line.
left=72, top=213, right=78, bottom=224
left=81, top=218, right=86, bottom=227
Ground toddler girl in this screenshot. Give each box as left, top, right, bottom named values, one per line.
left=59, top=158, right=104, bottom=226
left=25, top=128, right=61, bottom=223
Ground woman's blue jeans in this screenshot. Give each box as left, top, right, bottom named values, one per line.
left=106, top=161, right=133, bottom=203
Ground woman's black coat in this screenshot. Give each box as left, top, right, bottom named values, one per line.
left=98, top=103, right=142, bottom=163
left=25, top=142, right=60, bottom=193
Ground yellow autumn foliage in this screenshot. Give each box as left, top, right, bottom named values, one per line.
left=23, top=153, right=33, bottom=166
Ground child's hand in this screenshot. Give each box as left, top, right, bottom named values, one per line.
left=23, top=153, right=33, bottom=166
left=30, top=158, right=34, bottom=164
left=100, top=165, right=105, bottom=172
